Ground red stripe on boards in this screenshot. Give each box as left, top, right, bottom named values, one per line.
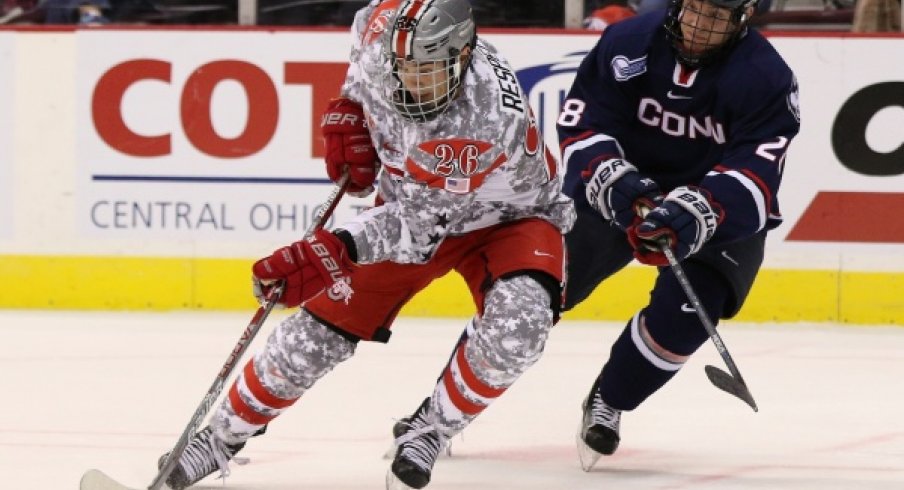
left=787, top=191, right=904, bottom=243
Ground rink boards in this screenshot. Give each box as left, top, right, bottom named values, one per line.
left=0, top=28, right=902, bottom=324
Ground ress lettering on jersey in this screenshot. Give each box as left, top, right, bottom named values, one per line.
left=483, top=51, right=524, bottom=114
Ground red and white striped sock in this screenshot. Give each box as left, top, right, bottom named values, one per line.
left=432, top=339, right=508, bottom=433
left=223, top=358, right=299, bottom=438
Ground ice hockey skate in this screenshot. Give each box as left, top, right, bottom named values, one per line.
left=382, top=413, right=415, bottom=459
left=384, top=410, right=453, bottom=460
left=158, top=426, right=246, bottom=490
left=386, top=398, right=448, bottom=489
left=576, top=387, right=621, bottom=472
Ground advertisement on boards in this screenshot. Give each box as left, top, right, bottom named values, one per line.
left=74, top=30, right=904, bottom=268
left=769, top=38, right=904, bottom=271
left=0, top=33, right=12, bottom=239
left=774, top=39, right=904, bottom=244
left=77, top=30, right=368, bottom=242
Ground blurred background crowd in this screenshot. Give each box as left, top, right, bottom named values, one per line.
left=0, top=0, right=899, bottom=34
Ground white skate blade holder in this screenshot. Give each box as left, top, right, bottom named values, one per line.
left=80, top=469, right=140, bottom=490
left=575, top=425, right=603, bottom=472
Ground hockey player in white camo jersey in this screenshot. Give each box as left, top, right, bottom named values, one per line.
left=155, top=1, right=575, bottom=489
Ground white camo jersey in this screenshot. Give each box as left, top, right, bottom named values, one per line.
left=336, top=0, right=575, bottom=265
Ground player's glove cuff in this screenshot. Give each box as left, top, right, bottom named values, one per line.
left=664, top=185, right=723, bottom=255
left=583, top=156, right=636, bottom=221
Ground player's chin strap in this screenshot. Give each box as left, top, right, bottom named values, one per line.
left=638, top=206, right=758, bottom=412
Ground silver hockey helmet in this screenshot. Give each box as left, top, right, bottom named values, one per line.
left=384, top=0, right=477, bottom=122
left=664, top=0, right=758, bottom=67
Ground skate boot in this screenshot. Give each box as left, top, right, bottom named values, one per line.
left=386, top=398, right=448, bottom=489
left=158, top=426, right=246, bottom=490
left=576, top=387, right=621, bottom=471
left=384, top=405, right=453, bottom=460
left=382, top=419, right=410, bottom=460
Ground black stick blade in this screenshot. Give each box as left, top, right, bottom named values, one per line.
left=704, top=365, right=758, bottom=412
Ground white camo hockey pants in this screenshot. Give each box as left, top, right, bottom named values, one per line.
left=210, top=274, right=553, bottom=444
left=428, top=275, right=553, bottom=434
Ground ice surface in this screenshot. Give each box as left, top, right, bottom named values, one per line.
left=1, top=310, right=902, bottom=489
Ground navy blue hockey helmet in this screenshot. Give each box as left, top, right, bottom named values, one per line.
left=664, top=0, right=758, bottom=67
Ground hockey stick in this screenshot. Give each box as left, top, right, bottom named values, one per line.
left=661, top=246, right=758, bottom=412
left=80, top=174, right=351, bottom=490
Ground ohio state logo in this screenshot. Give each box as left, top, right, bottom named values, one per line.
left=327, top=277, right=353, bottom=304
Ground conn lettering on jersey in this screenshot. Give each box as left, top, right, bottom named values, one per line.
left=637, top=98, right=725, bottom=144
left=484, top=52, right=524, bottom=114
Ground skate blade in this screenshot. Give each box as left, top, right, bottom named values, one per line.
left=382, top=440, right=399, bottom=460
left=80, top=469, right=140, bottom=490
left=576, top=423, right=602, bottom=472
left=385, top=469, right=417, bottom=490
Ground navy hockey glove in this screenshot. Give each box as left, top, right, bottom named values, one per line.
left=252, top=229, right=355, bottom=308
left=582, top=157, right=662, bottom=230
left=627, top=186, right=724, bottom=266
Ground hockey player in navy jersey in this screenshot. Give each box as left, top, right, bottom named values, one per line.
left=558, top=0, right=800, bottom=471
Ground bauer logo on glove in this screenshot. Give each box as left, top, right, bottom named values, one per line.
left=321, top=110, right=365, bottom=128
left=583, top=157, right=663, bottom=230
left=672, top=188, right=720, bottom=242
left=627, top=186, right=724, bottom=265
left=252, top=229, right=355, bottom=308
left=320, top=97, right=380, bottom=197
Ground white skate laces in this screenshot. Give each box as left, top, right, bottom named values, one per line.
left=588, top=392, right=621, bottom=431
left=396, top=421, right=447, bottom=473
left=178, top=429, right=236, bottom=484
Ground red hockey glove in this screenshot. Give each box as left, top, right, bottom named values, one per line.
left=321, top=97, right=378, bottom=196
left=252, top=229, right=354, bottom=308
left=582, top=157, right=663, bottom=230
left=627, top=186, right=724, bottom=266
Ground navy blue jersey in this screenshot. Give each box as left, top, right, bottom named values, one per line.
left=558, top=11, right=800, bottom=244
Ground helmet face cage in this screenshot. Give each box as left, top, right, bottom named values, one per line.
left=665, top=0, right=755, bottom=68
left=384, top=0, right=476, bottom=122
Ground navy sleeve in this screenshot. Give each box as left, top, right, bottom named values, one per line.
left=702, top=72, right=800, bottom=244
left=557, top=32, right=635, bottom=204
